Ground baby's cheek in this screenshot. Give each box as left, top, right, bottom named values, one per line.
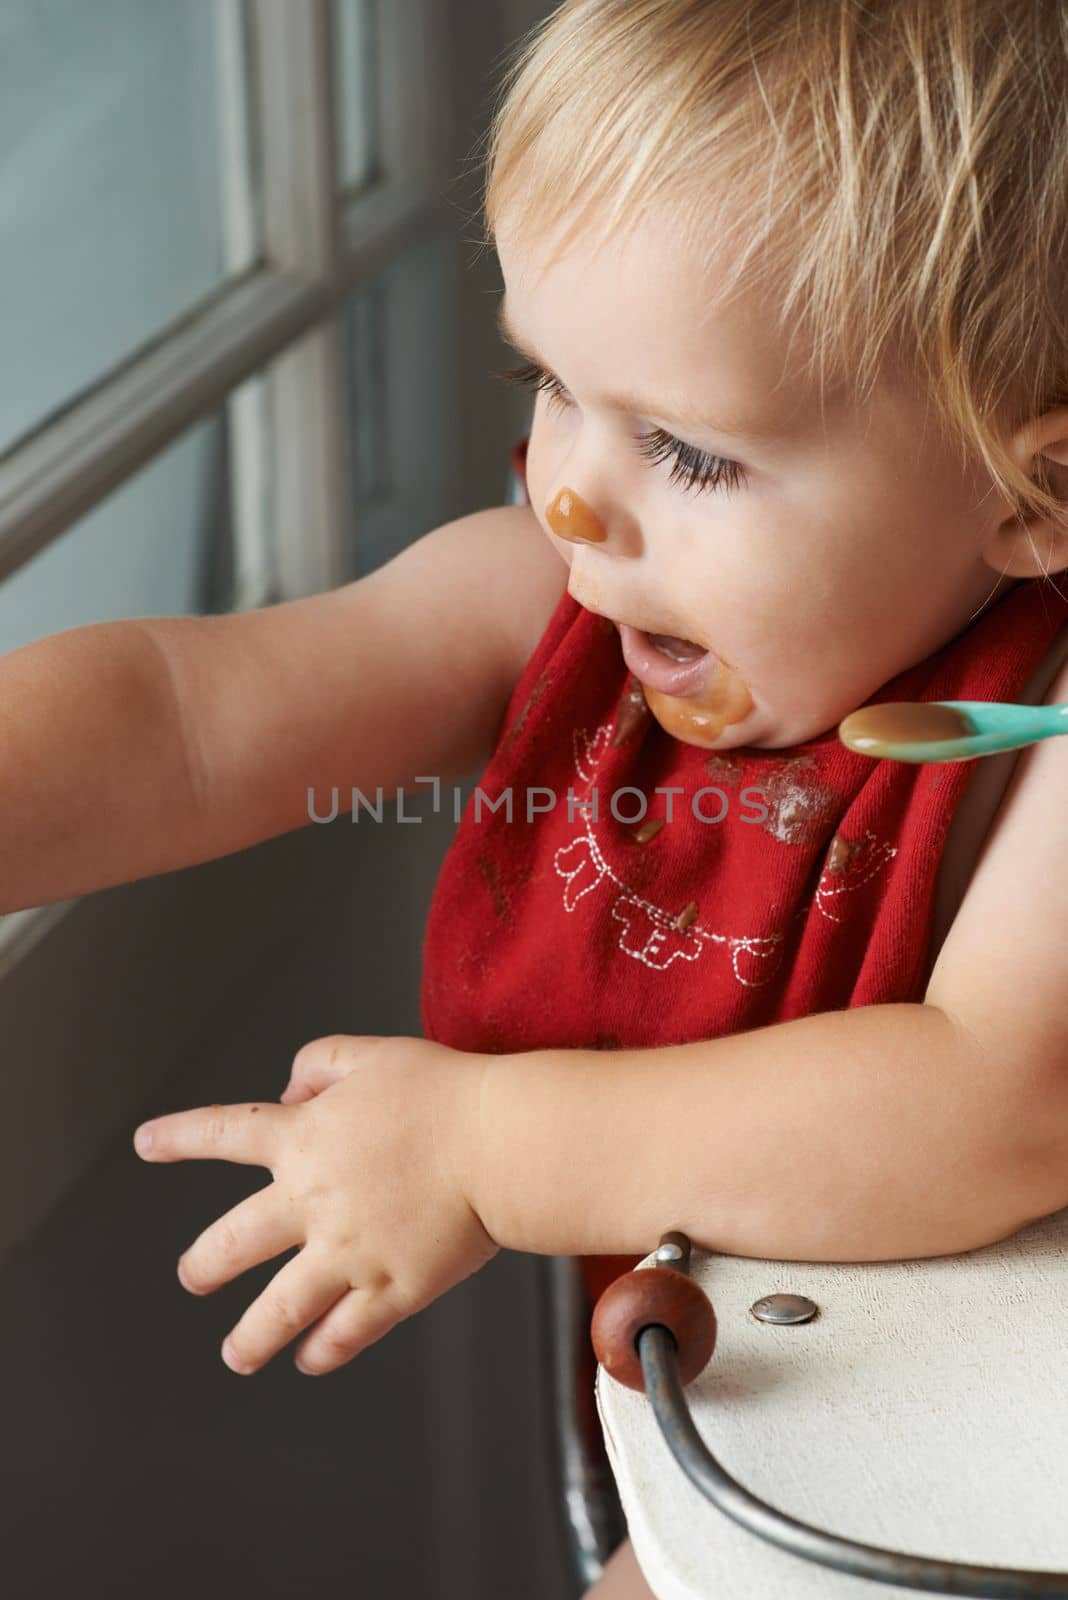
left=521, top=428, right=545, bottom=511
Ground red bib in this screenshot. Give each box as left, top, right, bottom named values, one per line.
left=421, top=441, right=1068, bottom=1303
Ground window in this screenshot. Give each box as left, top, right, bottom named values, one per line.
left=0, top=0, right=451, bottom=967
left=0, top=0, right=257, bottom=456
left=344, top=231, right=452, bottom=578
left=334, top=0, right=382, bottom=193
left=0, top=404, right=234, bottom=657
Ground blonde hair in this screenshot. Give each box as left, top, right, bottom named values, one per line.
left=476, top=0, right=1068, bottom=553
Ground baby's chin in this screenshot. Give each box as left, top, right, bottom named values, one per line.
left=616, top=626, right=842, bottom=751
left=642, top=686, right=839, bottom=752
left=643, top=683, right=754, bottom=749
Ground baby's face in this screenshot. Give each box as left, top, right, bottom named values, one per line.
left=495, top=211, right=1015, bottom=748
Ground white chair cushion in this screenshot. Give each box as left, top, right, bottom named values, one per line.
left=595, top=1205, right=1068, bottom=1598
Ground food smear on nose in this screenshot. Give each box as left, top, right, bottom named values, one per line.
left=545, top=486, right=607, bottom=543
left=644, top=666, right=754, bottom=748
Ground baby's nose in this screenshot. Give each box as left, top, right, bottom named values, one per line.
left=545, top=487, right=607, bottom=544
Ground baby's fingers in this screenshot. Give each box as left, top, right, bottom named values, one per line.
left=178, top=1186, right=303, bottom=1297
left=133, top=1102, right=284, bottom=1167
left=280, top=1035, right=368, bottom=1104
left=293, top=1285, right=404, bottom=1376
left=221, top=1249, right=347, bottom=1376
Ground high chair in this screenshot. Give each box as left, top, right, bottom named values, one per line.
left=536, top=1256, right=629, bottom=1591
left=590, top=1213, right=1068, bottom=1598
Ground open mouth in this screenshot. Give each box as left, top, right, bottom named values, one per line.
left=642, top=631, right=707, bottom=662
left=616, top=622, right=716, bottom=696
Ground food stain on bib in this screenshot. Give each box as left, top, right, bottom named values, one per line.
left=704, top=752, right=742, bottom=786
left=501, top=667, right=552, bottom=755
left=479, top=855, right=516, bottom=930
left=478, top=855, right=533, bottom=930
left=826, top=832, right=864, bottom=875
left=612, top=675, right=652, bottom=747
left=759, top=755, right=838, bottom=846
left=545, top=486, right=607, bottom=543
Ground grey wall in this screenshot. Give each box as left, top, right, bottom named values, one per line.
left=441, top=0, right=544, bottom=522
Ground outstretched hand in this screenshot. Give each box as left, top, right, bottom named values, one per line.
left=133, top=1034, right=498, bottom=1376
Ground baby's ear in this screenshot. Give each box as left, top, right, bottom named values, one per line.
left=980, top=406, right=1068, bottom=579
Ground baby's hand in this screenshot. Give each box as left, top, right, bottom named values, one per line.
left=132, top=1035, right=498, bottom=1376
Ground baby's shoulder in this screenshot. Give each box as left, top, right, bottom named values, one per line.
left=925, top=637, right=1068, bottom=1080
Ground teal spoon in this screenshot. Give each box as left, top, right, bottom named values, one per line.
left=838, top=700, right=1068, bottom=763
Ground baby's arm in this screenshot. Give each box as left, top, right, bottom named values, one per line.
left=131, top=653, right=1066, bottom=1377
left=470, top=662, right=1068, bottom=1266
left=0, top=504, right=566, bottom=914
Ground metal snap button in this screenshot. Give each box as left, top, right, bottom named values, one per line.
left=750, top=1293, right=818, bottom=1324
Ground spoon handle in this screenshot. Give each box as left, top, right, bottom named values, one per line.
left=941, top=700, right=1068, bottom=737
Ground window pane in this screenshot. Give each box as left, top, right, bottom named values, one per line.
left=0, top=404, right=236, bottom=657
left=346, top=275, right=389, bottom=506
left=334, top=0, right=381, bottom=191
left=0, top=0, right=254, bottom=455
left=344, top=232, right=451, bottom=579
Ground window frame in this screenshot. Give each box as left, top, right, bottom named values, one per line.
left=0, top=0, right=451, bottom=970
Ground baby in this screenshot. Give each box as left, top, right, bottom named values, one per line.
left=4, top=2, right=1068, bottom=1596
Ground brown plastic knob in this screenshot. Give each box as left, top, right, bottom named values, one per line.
left=591, top=1266, right=717, bottom=1393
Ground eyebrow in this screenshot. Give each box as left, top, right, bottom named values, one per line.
left=495, top=295, right=772, bottom=444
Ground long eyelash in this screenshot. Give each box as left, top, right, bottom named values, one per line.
left=633, top=431, right=743, bottom=496
left=491, top=360, right=745, bottom=497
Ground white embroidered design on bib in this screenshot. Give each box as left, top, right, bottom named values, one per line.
left=553, top=723, right=785, bottom=985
